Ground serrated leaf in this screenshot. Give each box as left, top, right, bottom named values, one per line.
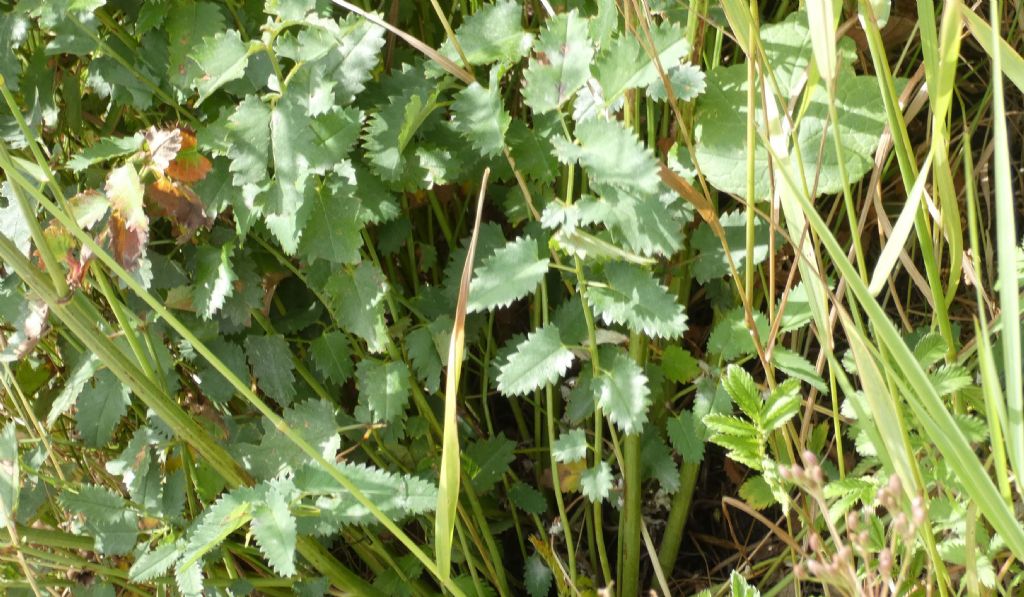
left=251, top=399, right=341, bottom=480
left=641, top=431, right=680, bottom=493
left=407, top=326, right=443, bottom=393
left=67, top=135, right=143, bottom=172
left=588, top=262, right=687, bottom=339
left=667, top=411, right=705, bottom=464
left=729, top=570, right=761, bottom=596
left=690, top=210, right=778, bottom=283
left=48, top=354, right=100, bottom=426
left=580, top=461, right=613, bottom=502
left=646, top=63, right=706, bottom=102
left=771, top=347, right=827, bottom=393
left=190, top=29, right=252, bottom=105
left=437, top=0, right=533, bottom=67
left=555, top=118, right=660, bottom=196
left=722, top=365, right=764, bottom=422
left=106, top=163, right=149, bottom=270
left=739, top=475, right=775, bottom=510
left=130, top=542, right=182, bottom=582
left=551, top=429, right=588, bottom=463
left=297, top=178, right=363, bottom=264
left=524, top=553, right=553, bottom=597
left=707, top=308, right=769, bottom=361
left=251, top=481, right=297, bottom=576
left=597, top=351, right=651, bottom=435
left=324, top=262, right=389, bottom=353
left=465, top=434, right=515, bottom=493
left=497, top=325, right=575, bottom=396
left=166, top=1, right=225, bottom=91
left=508, top=482, right=546, bottom=514
left=0, top=422, right=17, bottom=526
left=468, top=236, right=549, bottom=312
left=522, top=11, right=593, bottom=114
left=192, top=243, right=236, bottom=319
left=245, top=335, right=296, bottom=407
left=75, top=369, right=129, bottom=447
left=62, top=485, right=139, bottom=555
left=451, top=70, right=511, bottom=158
left=180, top=490, right=252, bottom=571
left=661, top=345, right=701, bottom=385
left=226, top=95, right=271, bottom=187
left=356, top=360, right=411, bottom=424
left=594, top=21, right=690, bottom=105
left=293, top=462, right=437, bottom=528
left=309, top=331, right=353, bottom=384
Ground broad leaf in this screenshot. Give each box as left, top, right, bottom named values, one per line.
left=451, top=70, right=512, bottom=158
left=465, top=434, right=516, bottom=493
left=324, top=262, right=390, bottom=353
left=192, top=243, right=236, bottom=319
left=580, top=461, right=613, bottom=502
left=594, top=21, right=691, bottom=106
left=436, top=0, right=533, bottom=67
left=245, top=334, right=296, bottom=407
left=552, top=429, right=587, bottom=463
left=190, top=29, right=252, bottom=105
left=75, top=370, right=129, bottom=447
left=62, top=485, right=139, bottom=555
left=251, top=481, right=298, bottom=577
left=522, top=11, right=593, bottom=114
left=309, top=331, right=353, bottom=384
left=356, top=360, right=412, bottom=424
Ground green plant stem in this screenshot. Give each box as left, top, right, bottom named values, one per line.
left=619, top=334, right=646, bottom=597
left=656, top=461, right=699, bottom=578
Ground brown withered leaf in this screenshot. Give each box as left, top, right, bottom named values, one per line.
left=104, top=165, right=149, bottom=270
left=109, top=212, right=147, bottom=270
left=146, top=177, right=212, bottom=242
left=165, top=129, right=212, bottom=183
left=144, top=126, right=183, bottom=172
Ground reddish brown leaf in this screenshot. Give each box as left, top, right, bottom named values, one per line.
left=166, top=129, right=212, bottom=183
left=144, top=126, right=183, bottom=172
left=109, top=212, right=147, bottom=270
left=146, top=177, right=212, bottom=242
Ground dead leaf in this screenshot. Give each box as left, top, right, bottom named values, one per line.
left=146, top=177, right=212, bottom=241
left=144, top=126, right=183, bottom=172
left=165, top=129, right=212, bottom=183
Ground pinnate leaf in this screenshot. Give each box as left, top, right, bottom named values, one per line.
left=251, top=481, right=298, bottom=577
left=497, top=325, right=575, bottom=396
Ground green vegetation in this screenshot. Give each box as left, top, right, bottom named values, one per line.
left=0, top=0, right=1022, bottom=595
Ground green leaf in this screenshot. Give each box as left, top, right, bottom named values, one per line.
left=281, top=14, right=386, bottom=106
left=722, top=365, right=764, bottom=423
left=661, top=345, right=701, bottom=385
left=363, top=71, right=440, bottom=183
left=48, top=354, right=99, bottom=426
left=524, top=553, right=553, bottom=597
left=451, top=70, right=512, bottom=158
left=763, top=379, right=802, bottom=431
left=597, top=350, right=651, bottom=435
left=293, top=462, right=437, bottom=528
left=465, top=434, right=516, bottom=493
left=166, top=1, right=225, bottom=91
left=0, top=422, right=17, bottom=526
left=250, top=400, right=341, bottom=480
left=75, top=369, right=129, bottom=447
left=225, top=95, right=272, bottom=187
left=468, top=235, right=549, bottom=313
left=62, top=485, right=139, bottom=555
left=190, top=29, right=252, bottom=105
left=356, top=360, right=411, bottom=424
left=497, top=325, right=575, bottom=396
left=594, top=21, right=690, bottom=106
left=552, top=429, right=588, bottom=463
left=646, top=63, right=706, bottom=102
left=324, top=261, right=390, bottom=353
left=666, top=411, right=704, bottom=464
left=739, top=475, right=775, bottom=510
left=192, top=242, right=236, bottom=319
left=130, top=542, right=182, bottom=582
left=436, top=0, right=533, bottom=67
left=555, top=118, right=660, bottom=196
left=771, top=347, right=827, bottom=393
left=180, top=490, right=252, bottom=572
left=588, top=262, right=687, bottom=339
left=67, top=134, right=143, bottom=172
left=508, top=482, right=546, bottom=515
left=407, top=326, right=443, bottom=393
left=641, top=431, right=680, bottom=493
left=251, top=480, right=298, bottom=577
left=0, top=184, right=32, bottom=258
left=707, top=308, right=769, bottom=361
left=522, top=10, right=593, bottom=114
left=297, top=177, right=363, bottom=265
left=580, top=461, right=613, bottom=502
left=245, top=334, right=296, bottom=407
left=309, top=331, right=353, bottom=385
left=691, top=210, right=777, bottom=283
left=729, top=570, right=761, bottom=596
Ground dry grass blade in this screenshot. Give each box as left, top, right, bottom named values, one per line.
left=436, top=168, right=491, bottom=585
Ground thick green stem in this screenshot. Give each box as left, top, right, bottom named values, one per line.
left=656, top=461, right=699, bottom=577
